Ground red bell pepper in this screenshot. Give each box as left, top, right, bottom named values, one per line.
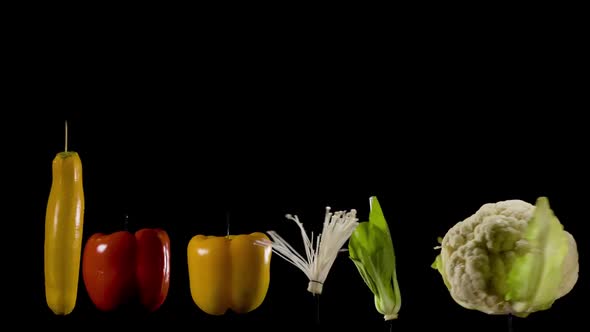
left=82, top=228, right=170, bottom=312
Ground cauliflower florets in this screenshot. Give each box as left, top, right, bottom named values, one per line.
left=435, top=199, right=579, bottom=316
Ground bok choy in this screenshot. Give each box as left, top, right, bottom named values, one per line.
left=349, top=196, right=401, bottom=321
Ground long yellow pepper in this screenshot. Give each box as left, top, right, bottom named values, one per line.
left=44, top=124, right=85, bottom=315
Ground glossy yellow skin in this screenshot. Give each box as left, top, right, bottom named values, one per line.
left=187, top=232, right=272, bottom=315
left=44, top=151, right=85, bottom=315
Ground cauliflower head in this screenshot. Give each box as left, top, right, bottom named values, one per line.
left=432, top=198, right=579, bottom=317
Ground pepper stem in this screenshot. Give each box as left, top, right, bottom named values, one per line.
left=124, top=214, right=129, bottom=231
left=226, top=211, right=230, bottom=237
left=64, top=120, right=68, bottom=152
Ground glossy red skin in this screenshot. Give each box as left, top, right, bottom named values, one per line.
left=82, top=229, right=170, bottom=312
left=135, top=229, right=170, bottom=311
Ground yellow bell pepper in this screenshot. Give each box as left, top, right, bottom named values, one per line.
left=187, top=232, right=272, bottom=315
left=44, top=150, right=85, bottom=315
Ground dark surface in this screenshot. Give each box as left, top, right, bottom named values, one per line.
left=5, top=21, right=587, bottom=331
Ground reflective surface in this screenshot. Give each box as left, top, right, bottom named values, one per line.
left=44, top=152, right=85, bottom=316
left=187, top=232, right=272, bottom=315
left=82, top=229, right=171, bottom=312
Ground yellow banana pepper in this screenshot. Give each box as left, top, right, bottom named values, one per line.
left=44, top=150, right=85, bottom=315
left=187, top=232, right=272, bottom=315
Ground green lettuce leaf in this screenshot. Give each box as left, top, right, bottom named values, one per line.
left=505, top=196, right=569, bottom=317
left=349, top=196, right=401, bottom=320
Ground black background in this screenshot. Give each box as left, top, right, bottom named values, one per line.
left=6, top=13, right=588, bottom=332
left=17, top=104, right=588, bottom=332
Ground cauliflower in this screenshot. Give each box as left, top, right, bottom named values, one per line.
left=432, top=197, right=579, bottom=317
